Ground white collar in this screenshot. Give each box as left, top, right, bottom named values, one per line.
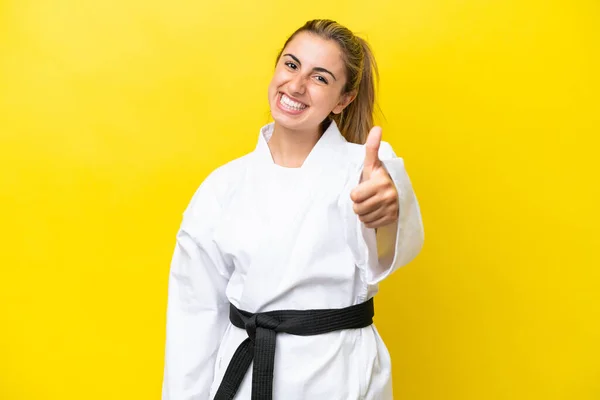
left=254, top=119, right=348, bottom=172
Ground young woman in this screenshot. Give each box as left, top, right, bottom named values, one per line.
left=162, top=19, right=424, bottom=400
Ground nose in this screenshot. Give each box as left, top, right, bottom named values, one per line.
left=288, top=74, right=306, bottom=96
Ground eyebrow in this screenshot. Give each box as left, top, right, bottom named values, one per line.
left=283, top=53, right=337, bottom=81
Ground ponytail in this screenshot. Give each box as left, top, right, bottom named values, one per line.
left=330, top=37, right=378, bottom=144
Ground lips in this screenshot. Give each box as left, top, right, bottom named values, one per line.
left=277, top=92, right=308, bottom=115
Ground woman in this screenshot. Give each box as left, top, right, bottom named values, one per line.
left=162, top=19, right=424, bottom=400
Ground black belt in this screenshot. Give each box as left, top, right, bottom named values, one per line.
left=213, top=298, right=375, bottom=400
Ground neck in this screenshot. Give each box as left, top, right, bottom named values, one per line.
left=268, top=122, right=324, bottom=168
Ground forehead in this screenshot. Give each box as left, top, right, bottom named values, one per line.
left=282, top=32, right=345, bottom=72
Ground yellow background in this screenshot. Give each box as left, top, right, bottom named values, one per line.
left=1, top=0, right=598, bottom=399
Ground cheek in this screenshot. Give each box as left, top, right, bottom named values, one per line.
left=311, top=88, right=341, bottom=111
left=267, top=78, right=278, bottom=98
left=268, top=70, right=287, bottom=93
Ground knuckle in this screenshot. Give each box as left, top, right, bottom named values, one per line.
left=387, top=193, right=395, bottom=202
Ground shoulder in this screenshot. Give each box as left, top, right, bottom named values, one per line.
left=203, top=153, right=250, bottom=190
left=184, top=152, right=252, bottom=218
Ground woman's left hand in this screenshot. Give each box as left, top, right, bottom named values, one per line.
left=350, top=127, right=399, bottom=229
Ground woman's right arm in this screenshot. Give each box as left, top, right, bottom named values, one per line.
left=162, top=174, right=231, bottom=400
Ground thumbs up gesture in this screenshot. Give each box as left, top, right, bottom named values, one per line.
left=350, top=127, right=399, bottom=229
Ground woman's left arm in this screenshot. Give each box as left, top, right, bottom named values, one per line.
left=350, top=127, right=425, bottom=284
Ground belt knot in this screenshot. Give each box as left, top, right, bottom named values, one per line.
left=245, top=313, right=279, bottom=341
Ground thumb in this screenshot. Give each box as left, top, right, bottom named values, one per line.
left=362, top=126, right=382, bottom=180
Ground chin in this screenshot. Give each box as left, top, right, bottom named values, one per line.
left=271, top=114, right=301, bottom=130
left=271, top=109, right=324, bottom=135
left=269, top=107, right=299, bottom=127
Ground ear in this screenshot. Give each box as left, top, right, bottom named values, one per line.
left=331, top=90, right=357, bottom=114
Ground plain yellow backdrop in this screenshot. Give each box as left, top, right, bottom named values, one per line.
left=1, top=0, right=598, bottom=399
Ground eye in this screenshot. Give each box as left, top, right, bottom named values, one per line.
left=315, top=75, right=329, bottom=84
left=285, top=62, right=298, bottom=70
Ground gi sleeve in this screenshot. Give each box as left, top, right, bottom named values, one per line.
left=162, top=173, right=232, bottom=400
left=344, top=142, right=424, bottom=286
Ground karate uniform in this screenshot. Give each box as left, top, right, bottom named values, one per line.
left=162, top=120, right=424, bottom=400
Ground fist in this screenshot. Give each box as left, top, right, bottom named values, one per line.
left=350, top=127, right=399, bottom=229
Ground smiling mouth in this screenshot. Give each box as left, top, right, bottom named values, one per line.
left=279, top=93, right=308, bottom=112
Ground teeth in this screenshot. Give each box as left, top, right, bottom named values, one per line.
left=280, top=94, right=307, bottom=111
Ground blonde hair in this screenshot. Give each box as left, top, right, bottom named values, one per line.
left=275, top=19, right=379, bottom=144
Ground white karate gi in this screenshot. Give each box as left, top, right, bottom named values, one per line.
left=162, top=120, right=424, bottom=400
